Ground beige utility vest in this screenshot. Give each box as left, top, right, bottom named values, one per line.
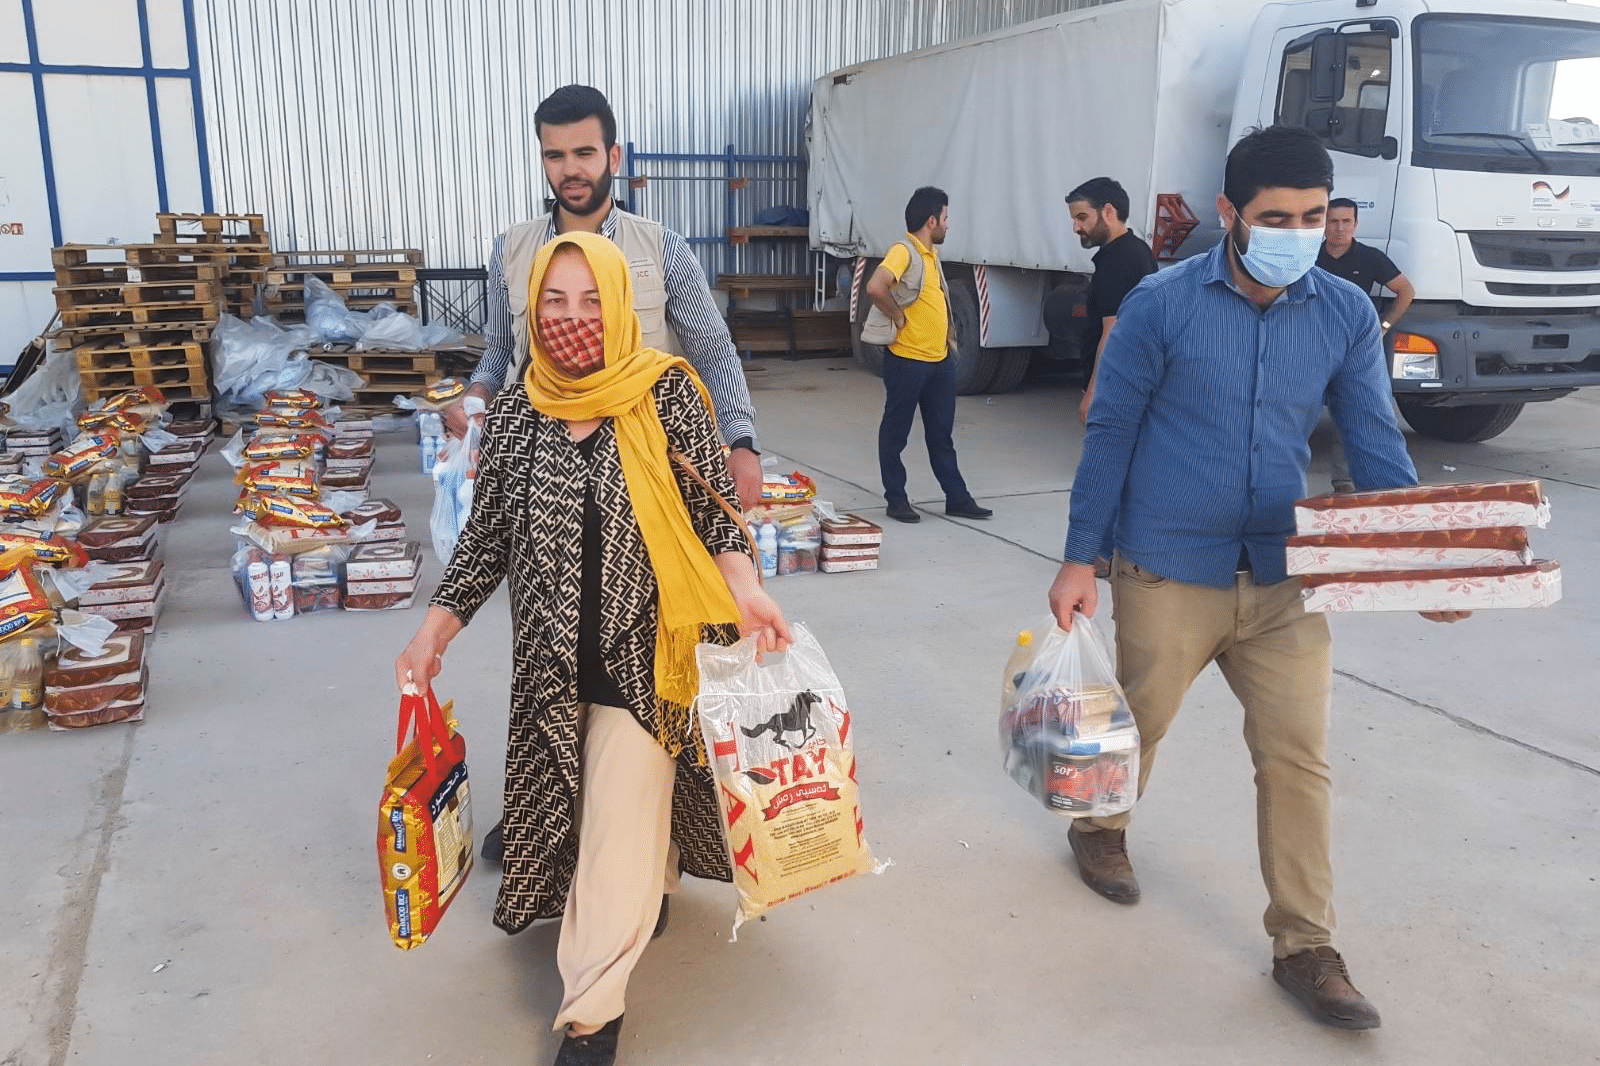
left=500, top=209, right=682, bottom=373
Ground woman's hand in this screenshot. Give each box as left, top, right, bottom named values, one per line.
left=734, top=586, right=792, bottom=656
left=394, top=607, right=466, bottom=692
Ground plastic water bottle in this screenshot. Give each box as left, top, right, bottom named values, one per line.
left=421, top=435, right=440, bottom=475
left=455, top=470, right=474, bottom=528
left=758, top=522, right=779, bottom=578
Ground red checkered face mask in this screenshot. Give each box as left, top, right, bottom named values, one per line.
left=536, top=316, right=606, bottom=377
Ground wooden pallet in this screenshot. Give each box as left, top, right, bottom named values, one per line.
left=59, top=300, right=221, bottom=330
left=266, top=266, right=419, bottom=287
left=52, top=243, right=211, bottom=268
left=79, top=362, right=209, bottom=391
left=156, top=212, right=267, bottom=243
left=350, top=376, right=443, bottom=396
left=714, top=273, right=814, bottom=296
left=54, top=279, right=224, bottom=310
left=54, top=261, right=223, bottom=287
left=273, top=248, right=424, bottom=267
left=52, top=323, right=215, bottom=350
left=83, top=379, right=211, bottom=405
left=730, top=309, right=850, bottom=355
left=263, top=285, right=417, bottom=308
left=312, top=350, right=439, bottom=373
left=74, top=341, right=206, bottom=373
left=264, top=298, right=420, bottom=319
left=728, top=225, right=809, bottom=245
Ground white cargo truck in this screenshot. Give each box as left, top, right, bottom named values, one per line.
left=808, top=0, right=1600, bottom=441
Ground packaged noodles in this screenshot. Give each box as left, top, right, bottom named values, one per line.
left=378, top=687, right=473, bottom=950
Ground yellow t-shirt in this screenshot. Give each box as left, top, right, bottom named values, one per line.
left=881, top=234, right=949, bottom=363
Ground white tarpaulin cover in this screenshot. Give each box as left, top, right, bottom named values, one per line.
left=808, top=0, right=1262, bottom=271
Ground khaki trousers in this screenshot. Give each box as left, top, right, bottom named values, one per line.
left=553, top=704, right=682, bottom=1031
left=1082, top=558, right=1336, bottom=957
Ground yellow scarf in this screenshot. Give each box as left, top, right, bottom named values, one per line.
left=522, top=231, right=739, bottom=759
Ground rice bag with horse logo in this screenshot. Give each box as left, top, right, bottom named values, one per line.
left=695, top=623, right=883, bottom=936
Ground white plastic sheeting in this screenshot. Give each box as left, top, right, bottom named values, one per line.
left=808, top=0, right=1262, bottom=270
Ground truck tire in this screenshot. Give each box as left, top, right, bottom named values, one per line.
left=947, top=280, right=1000, bottom=394
left=849, top=259, right=884, bottom=377
left=984, top=348, right=1033, bottom=393
left=1398, top=400, right=1525, bottom=443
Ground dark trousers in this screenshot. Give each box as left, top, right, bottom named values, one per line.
left=876, top=347, right=972, bottom=506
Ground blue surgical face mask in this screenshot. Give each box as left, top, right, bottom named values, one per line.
left=1231, top=220, right=1324, bottom=288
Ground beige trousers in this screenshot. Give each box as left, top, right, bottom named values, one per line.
left=1082, top=558, right=1336, bottom=957
left=553, top=703, right=681, bottom=1031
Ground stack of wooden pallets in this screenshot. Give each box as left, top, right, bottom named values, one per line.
left=50, top=244, right=221, bottom=412
left=153, top=212, right=272, bottom=319
left=263, top=249, right=422, bottom=323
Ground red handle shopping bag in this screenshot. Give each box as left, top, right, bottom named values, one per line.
left=377, top=685, right=474, bottom=950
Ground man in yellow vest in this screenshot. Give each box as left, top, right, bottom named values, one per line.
left=451, top=85, right=762, bottom=509
left=862, top=187, right=992, bottom=523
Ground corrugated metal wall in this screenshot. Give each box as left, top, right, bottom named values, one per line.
left=194, top=0, right=1110, bottom=279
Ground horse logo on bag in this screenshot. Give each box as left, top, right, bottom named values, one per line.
left=741, top=690, right=822, bottom=750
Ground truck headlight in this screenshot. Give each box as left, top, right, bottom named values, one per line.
left=1391, top=333, right=1440, bottom=380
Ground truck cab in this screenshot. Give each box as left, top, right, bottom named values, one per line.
left=1237, top=0, right=1600, bottom=440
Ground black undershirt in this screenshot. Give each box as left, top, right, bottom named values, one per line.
left=574, top=432, right=630, bottom=709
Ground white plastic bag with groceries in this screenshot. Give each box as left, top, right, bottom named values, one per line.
left=429, top=419, right=478, bottom=564
left=999, top=616, right=1140, bottom=819
left=695, top=623, right=884, bottom=937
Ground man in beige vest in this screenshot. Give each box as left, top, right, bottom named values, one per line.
left=465, top=86, right=763, bottom=882
left=456, top=84, right=761, bottom=507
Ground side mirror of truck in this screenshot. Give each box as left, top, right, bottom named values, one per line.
left=1309, top=32, right=1346, bottom=102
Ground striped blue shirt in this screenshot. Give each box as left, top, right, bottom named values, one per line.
left=1065, top=240, right=1418, bottom=588
left=471, top=209, right=759, bottom=447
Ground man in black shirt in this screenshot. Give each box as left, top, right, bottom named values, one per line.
left=1317, top=198, right=1415, bottom=325
left=1317, top=198, right=1415, bottom=491
left=1067, top=177, right=1158, bottom=425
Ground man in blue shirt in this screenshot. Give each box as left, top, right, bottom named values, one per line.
left=1047, top=126, right=1467, bottom=1031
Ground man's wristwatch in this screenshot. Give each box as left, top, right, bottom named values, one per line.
left=729, top=436, right=759, bottom=455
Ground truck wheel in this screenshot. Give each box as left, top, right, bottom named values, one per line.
left=984, top=348, right=1033, bottom=394
left=1398, top=400, right=1525, bottom=443
left=849, top=259, right=884, bottom=377
left=947, top=280, right=1000, bottom=394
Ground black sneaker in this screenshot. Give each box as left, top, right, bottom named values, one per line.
left=945, top=500, right=994, bottom=520
left=480, top=820, right=504, bottom=864
left=554, top=1015, right=623, bottom=1065
left=885, top=502, right=921, bottom=523
left=652, top=895, right=669, bottom=939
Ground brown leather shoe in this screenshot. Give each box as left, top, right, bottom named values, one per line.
left=1067, top=824, right=1140, bottom=904
left=1273, top=947, right=1382, bottom=1030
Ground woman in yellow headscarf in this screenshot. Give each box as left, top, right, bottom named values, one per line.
left=397, top=231, right=789, bottom=1065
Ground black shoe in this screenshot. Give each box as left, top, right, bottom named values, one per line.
left=652, top=895, right=669, bottom=939
left=481, top=819, right=504, bottom=864
left=945, top=500, right=994, bottom=520
left=554, top=1015, right=623, bottom=1065
left=885, top=502, right=921, bottom=524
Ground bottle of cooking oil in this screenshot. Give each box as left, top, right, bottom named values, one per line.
left=86, top=472, right=107, bottom=516
left=12, top=636, right=43, bottom=712
left=103, top=468, right=125, bottom=516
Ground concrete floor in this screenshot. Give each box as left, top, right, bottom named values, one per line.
left=3, top=359, right=1596, bottom=1066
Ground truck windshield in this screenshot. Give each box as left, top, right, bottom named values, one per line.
left=1414, top=13, right=1600, bottom=176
